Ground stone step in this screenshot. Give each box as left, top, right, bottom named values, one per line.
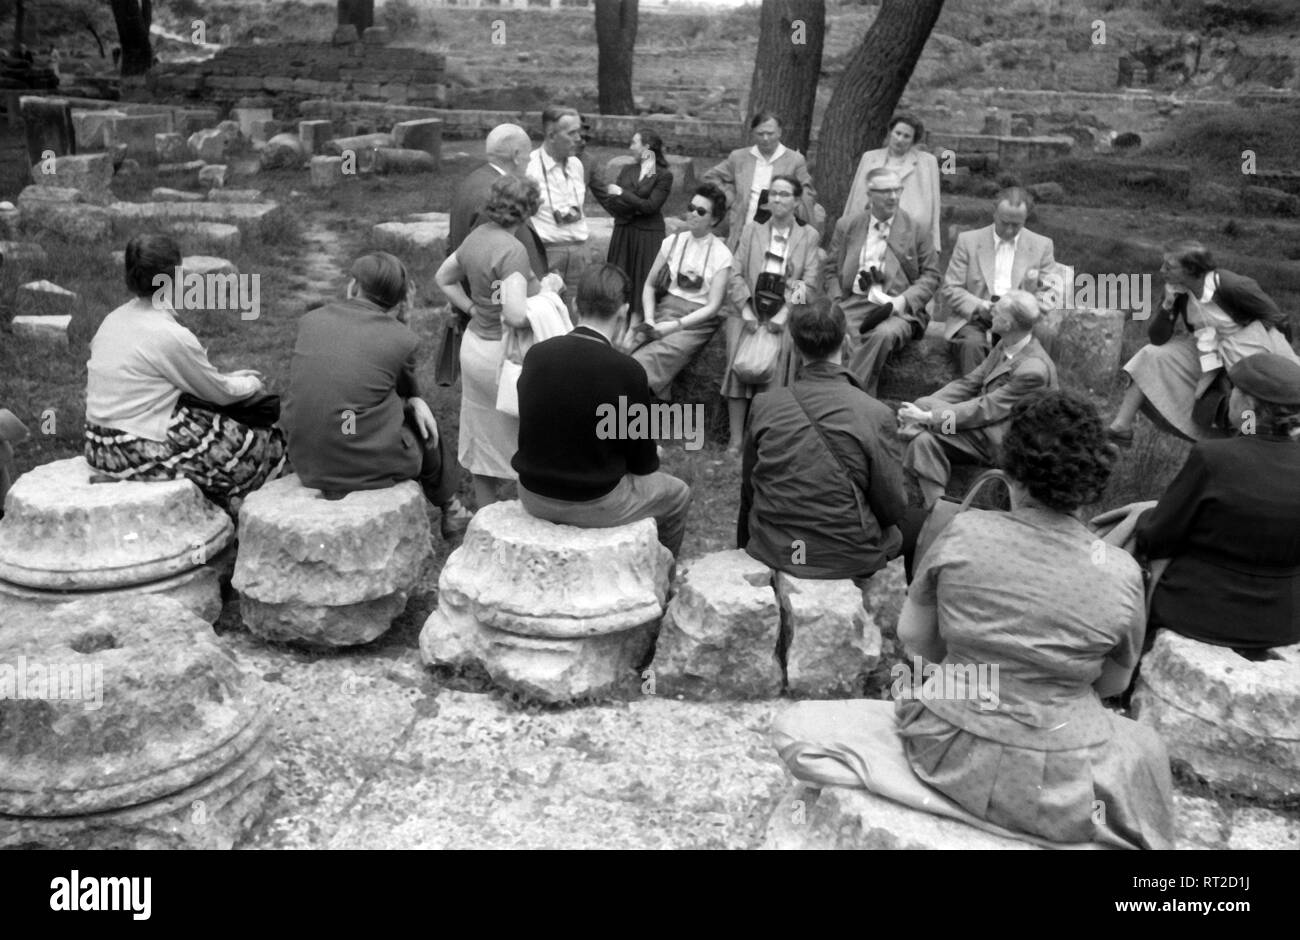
left=108, top=200, right=282, bottom=240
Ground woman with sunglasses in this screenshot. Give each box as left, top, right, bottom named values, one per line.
left=631, top=183, right=734, bottom=400
left=722, top=173, right=821, bottom=455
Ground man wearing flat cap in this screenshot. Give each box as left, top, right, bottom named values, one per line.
left=1106, top=352, right=1300, bottom=650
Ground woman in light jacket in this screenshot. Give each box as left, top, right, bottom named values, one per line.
left=722, top=174, right=821, bottom=454
left=842, top=114, right=942, bottom=250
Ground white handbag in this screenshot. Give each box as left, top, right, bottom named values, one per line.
left=495, top=327, right=525, bottom=418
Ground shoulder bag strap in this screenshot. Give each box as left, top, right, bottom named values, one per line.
left=790, top=385, right=871, bottom=532
left=957, top=468, right=1011, bottom=511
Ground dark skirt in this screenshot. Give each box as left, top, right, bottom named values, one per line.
left=608, top=221, right=665, bottom=318
left=85, top=401, right=289, bottom=512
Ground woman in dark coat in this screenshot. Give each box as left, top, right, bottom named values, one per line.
left=1119, top=354, right=1300, bottom=650
left=594, top=129, right=673, bottom=318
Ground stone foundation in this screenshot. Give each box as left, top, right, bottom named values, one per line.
left=233, top=475, right=432, bottom=648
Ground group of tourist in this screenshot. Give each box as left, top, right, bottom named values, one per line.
left=20, top=102, right=1293, bottom=852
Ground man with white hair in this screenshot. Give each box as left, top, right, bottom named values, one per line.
left=897, top=289, right=1058, bottom=508
left=824, top=166, right=940, bottom=397
left=527, top=105, right=590, bottom=300
left=449, top=122, right=547, bottom=279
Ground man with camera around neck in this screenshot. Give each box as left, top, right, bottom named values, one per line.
left=824, top=167, right=941, bottom=398
left=527, top=105, right=591, bottom=303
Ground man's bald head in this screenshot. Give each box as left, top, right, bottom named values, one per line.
left=486, top=123, right=531, bottom=176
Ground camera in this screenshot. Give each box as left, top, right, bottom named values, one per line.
left=552, top=206, right=583, bottom=225
left=676, top=270, right=704, bottom=291
left=856, top=265, right=885, bottom=294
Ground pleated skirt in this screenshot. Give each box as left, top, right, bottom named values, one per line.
left=608, top=222, right=665, bottom=319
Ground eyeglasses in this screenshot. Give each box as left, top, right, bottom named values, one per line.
left=687, top=204, right=711, bottom=217
left=868, top=187, right=902, bottom=195
left=768, top=190, right=796, bottom=199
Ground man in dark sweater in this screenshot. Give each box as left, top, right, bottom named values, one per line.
left=512, top=264, right=692, bottom=555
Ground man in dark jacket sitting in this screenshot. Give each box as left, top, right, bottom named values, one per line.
left=512, top=264, right=692, bottom=556
left=737, top=296, right=907, bottom=580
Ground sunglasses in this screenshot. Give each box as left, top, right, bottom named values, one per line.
left=687, top=204, right=711, bottom=217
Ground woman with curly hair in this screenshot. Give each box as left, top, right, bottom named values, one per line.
left=772, top=390, right=1175, bottom=850
left=436, top=174, right=553, bottom=508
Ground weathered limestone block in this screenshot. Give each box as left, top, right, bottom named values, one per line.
left=248, top=118, right=280, bottom=146
left=374, top=147, right=437, bottom=174
left=156, top=159, right=206, bottom=187
left=1132, top=632, right=1300, bottom=800
left=310, top=155, right=346, bottom=188
left=109, top=200, right=281, bottom=238
left=298, top=119, right=334, bottom=156
left=432, top=501, right=671, bottom=638
left=363, top=26, right=392, bottom=45
left=666, top=153, right=696, bottom=192
left=0, top=457, right=234, bottom=590
left=762, top=786, right=1041, bottom=850
left=0, top=596, right=270, bottom=817
left=418, top=501, right=669, bottom=702
left=199, top=164, right=227, bottom=189
left=0, top=564, right=223, bottom=625
left=174, top=108, right=221, bottom=137
left=182, top=255, right=238, bottom=278
left=333, top=24, right=360, bottom=45
left=8, top=316, right=71, bottom=346
left=0, top=734, right=274, bottom=850
left=71, top=108, right=127, bottom=150
left=155, top=132, right=188, bottom=163
left=391, top=118, right=441, bottom=162
left=0, top=241, right=48, bottom=267
left=164, top=222, right=242, bottom=254
left=231, top=107, right=273, bottom=142
left=777, top=574, right=883, bottom=698
left=15, top=279, right=76, bottom=317
left=103, top=112, right=175, bottom=158
left=653, top=549, right=783, bottom=699
left=188, top=128, right=230, bottom=162
left=372, top=220, right=448, bottom=265
left=208, top=188, right=264, bottom=204
left=260, top=133, right=307, bottom=170
left=233, top=475, right=432, bottom=647
left=28, top=153, right=113, bottom=201
left=1052, top=307, right=1128, bottom=394
left=324, top=133, right=394, bottom=171
left=151, top=187, right=205, bottom=203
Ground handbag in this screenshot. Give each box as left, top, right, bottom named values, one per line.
left=914, top=469, right=1010, bottom=570
left=495, top=326, right=526, bottom=418
left=434, top=310, right=463, bottom=388
left=178, top=391, right=280, bottom=428
left=731, top=326, right=782, bottom=386
left=753, top=271, right=787, bottom=321
left=652, top=234, right=683, bottom=302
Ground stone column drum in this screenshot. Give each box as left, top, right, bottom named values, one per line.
left=420, top=501, right=672, bottom=703
left=233, top=475, right=432, bottom=647
left=1132, top=632, right=1300, bottom=800
left=0, top=596, right=273, bottom=849
left=0, top=457, right=232, bottom=621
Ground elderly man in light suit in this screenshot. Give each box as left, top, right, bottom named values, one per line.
left=448, top=123, right=548, bottom=281
left=703, top=112, right=817, bottom=252
left=824, top=168, right=941, bottom=397
left=899, top=290, right=1059, bottom=508
left=941, top=187, right=1056, bottom=375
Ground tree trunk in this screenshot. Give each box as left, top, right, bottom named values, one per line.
left=818, top=0, right=945, bottom=230
left=109, top=0, right=154, bottom=76
left=338, top=0, right=375, bottom=33
left=746, top=0, right=825, bottom=155
left=13, top=0, right=25, bottom=55
left=595, top=0, right=638, bottom=115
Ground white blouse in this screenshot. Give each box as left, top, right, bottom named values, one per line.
left=661, top=232, right=733, bottom=305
